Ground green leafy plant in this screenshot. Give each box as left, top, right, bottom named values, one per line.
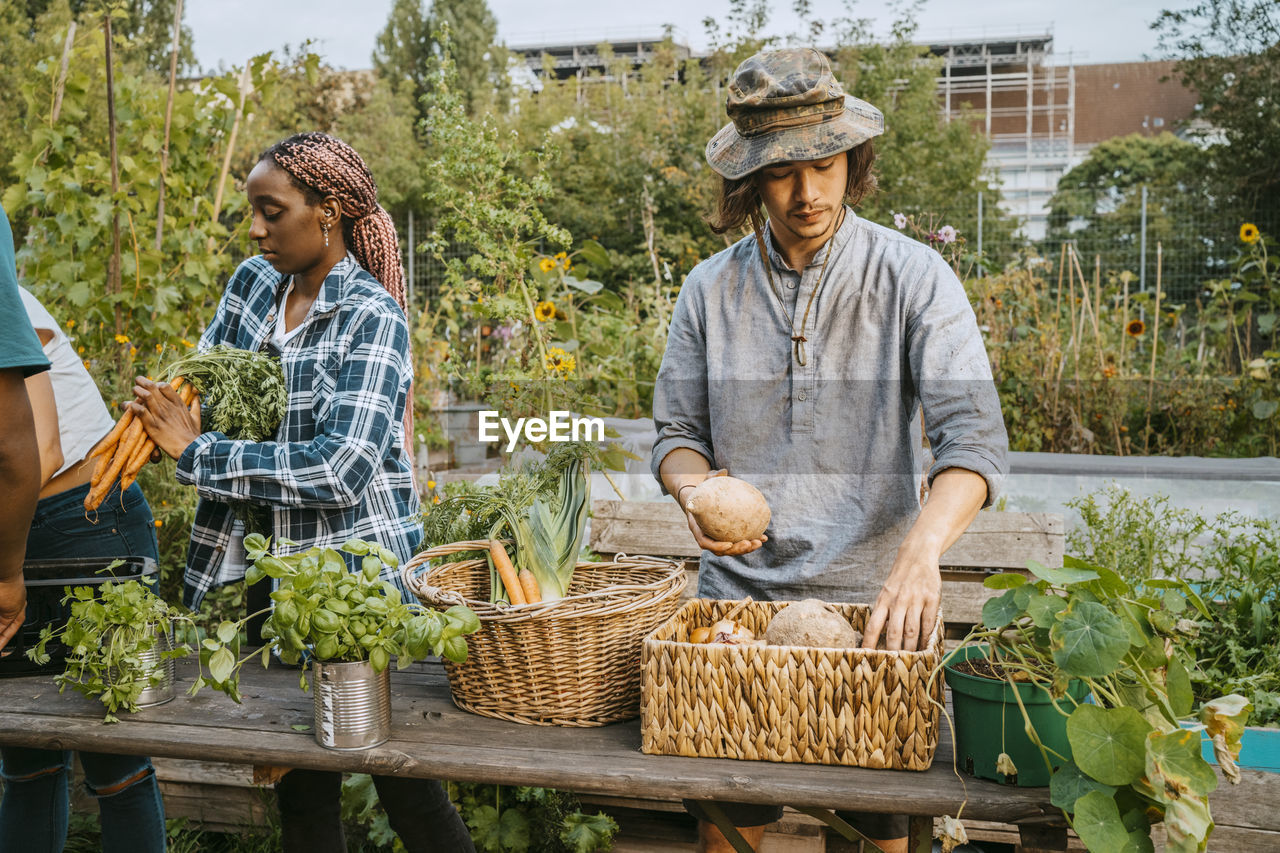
left=1067, top=487, right=1280, bottom=727
left=421, top=442, right=631, bottom=603
left=946, top=557, right=1250, bottom=852
left=197, top=535, right=480, bottom=696
left=448, top=782, right=618, bottom=853
left=160, top=346, right=288, bottom=442
left=28, top=573, right=227, bottom=723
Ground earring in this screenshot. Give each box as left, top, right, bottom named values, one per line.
left=321, top=222, right=330, bottom=247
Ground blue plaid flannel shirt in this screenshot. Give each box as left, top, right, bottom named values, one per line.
left=178, top=254, right=421, bottom=609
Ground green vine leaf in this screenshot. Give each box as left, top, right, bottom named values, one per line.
left=1067, top=704, right=1152, bottom=786
left=1050, top=599, right=1131, bottom=677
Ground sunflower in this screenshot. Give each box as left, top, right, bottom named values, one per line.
left=538, top=257, right=556, bottom=274
left=1240, top=223, right=1260, bottom=244
left=544, top=346, right=576, bottom=375
left=534, top=301, right=556, bottom=322
left=1126, top=319, right=1145, bottom=337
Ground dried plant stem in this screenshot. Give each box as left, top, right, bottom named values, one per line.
left=50, top=21, right=77, bottom=124
left=103, top=12, right=122, bottom=335
left=155, top=0, right=184, bottom=251
left=1144, top=243, right=1163, bottom=453
left=210, top=63, right=252, bottom=231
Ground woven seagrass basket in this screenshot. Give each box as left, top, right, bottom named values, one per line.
left=402, top=541, right=686, bottom=727
left=640, top=598, right=944, bottom=769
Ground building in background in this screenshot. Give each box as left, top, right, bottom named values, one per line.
left=511, top=28, right=1200, bottom=239
left=929, top=31, right=1199, bottom=238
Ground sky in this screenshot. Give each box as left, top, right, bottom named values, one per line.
left=187, top=0, right=1179, bottom=73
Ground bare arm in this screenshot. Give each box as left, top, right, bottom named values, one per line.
left=0, top=368, right=42, bottom=651
left=658, top=447, right=766, bottom=557
left=861, top=468, right=987, bottom=652
left=24, top=370, right=62, bottom=485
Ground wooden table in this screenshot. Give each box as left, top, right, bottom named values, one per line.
left=0, top=660, right=1274, bottom=851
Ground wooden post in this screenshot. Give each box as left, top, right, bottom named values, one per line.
left=103, top=11, right=122, bottom=335
left=155, top=0, right=184, bottom=251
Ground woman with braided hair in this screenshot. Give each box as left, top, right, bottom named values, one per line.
left=129, top=132, right=474, bottom=852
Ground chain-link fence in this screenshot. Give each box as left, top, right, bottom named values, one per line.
left=972, top=186, right=1277, bottom=302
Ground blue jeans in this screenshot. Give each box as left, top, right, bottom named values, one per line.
left=0, top=749, right=166, bottom=853
left=0, top=480, right=165, bottom=852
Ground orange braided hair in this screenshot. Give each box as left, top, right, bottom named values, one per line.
left=261, top=132, right=417, bottom=476
left=261, top=132, right=407, bottom=313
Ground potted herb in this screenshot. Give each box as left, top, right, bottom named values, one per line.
left=942, top=557, right=1251, bottom=852
left=28, top=572, right=221, bottom=723
left=203, top=534, right=480, bottom=750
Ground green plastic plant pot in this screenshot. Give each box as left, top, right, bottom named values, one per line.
left=944, top=644, right=1088, bottom=787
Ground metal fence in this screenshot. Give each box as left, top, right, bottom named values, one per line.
left=971, top=186, right=1275, bottom=302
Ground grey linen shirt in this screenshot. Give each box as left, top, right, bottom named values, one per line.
left=650, top=208, right=1008, bottom=603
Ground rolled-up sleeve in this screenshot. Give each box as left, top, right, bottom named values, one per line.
left=906, top=253, right=1009, bottom=507
left=650, top=276, right=715, bottom=492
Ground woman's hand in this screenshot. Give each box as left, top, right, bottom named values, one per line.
left=682, top=469, right=768, bottom=557
left=128, top=377, right=201, bottom=461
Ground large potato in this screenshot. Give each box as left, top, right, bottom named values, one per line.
left=685, top=477, right=771, bottom=542
left=763, top=599, right=863, bottom=648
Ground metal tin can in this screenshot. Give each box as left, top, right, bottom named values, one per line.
left=135, top=627, right=175, bottom=708
left=312, top=658, right=391, bottom=750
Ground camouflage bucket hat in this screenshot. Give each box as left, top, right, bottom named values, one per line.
left=705, top=48, right=885, bottom=180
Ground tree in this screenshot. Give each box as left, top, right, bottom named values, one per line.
left=1153, top=0, right=1280, bottom=223
left=1045, top=133, right=1220, bottom=299
left=372, top=0, right=502, bottom=117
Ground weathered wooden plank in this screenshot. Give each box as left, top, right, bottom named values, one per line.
left=0, top=659, right=1055, bottom=823
left=589, top=501, right=1063, bottom=571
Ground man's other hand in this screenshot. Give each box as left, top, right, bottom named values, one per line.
left=861, top=551, right=940, bottom=653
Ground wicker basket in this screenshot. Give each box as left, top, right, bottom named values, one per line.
left=640, top=598, right=944, bottom=769
left=402, top=541, right=687, bottom=726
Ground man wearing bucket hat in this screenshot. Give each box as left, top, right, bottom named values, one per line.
left=652, top=48, right=1007, bottom=852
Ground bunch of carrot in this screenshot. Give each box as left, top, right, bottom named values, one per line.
left=488, top=541, right=542, bottom=606
left=84, top=376, right=200, bottom=512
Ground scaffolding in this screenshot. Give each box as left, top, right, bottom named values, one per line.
left=930, top=33, right=1076, bottom=238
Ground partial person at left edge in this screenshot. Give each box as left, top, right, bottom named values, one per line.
left=0, top=201, right=49, bottom=655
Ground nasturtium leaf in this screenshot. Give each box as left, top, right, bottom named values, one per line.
left=216, top=621, right=238, bottom=644
left=1026, top=593, right=1067, bottom=628
left=1050, top=760, right=1116, bottom=811
left=208, top=647, right=235, bottom=684
left=982, top=588, right=1022, bottom=628
left=201, top=638, right=221, bottom=652
left=1161, top=790, right=1214, bottom=852
left=1067, top=704, right=1152, bottom=786
left=1072, top=790, right=1155, bottom=853
left=983, top=573, right=1026, bottom=589
left=1050, top=599, right=1130, bottom=677
left=1084, top=562, right=1130, bottom=598
left=1146, top=729, right=1219, bottom=797
left=1166, top=655, right=1194, bottom=719
left=1029, top=559, right=1099, bottom=586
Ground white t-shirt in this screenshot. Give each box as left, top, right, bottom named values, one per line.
left=19, top=287, right=115, bottom=476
